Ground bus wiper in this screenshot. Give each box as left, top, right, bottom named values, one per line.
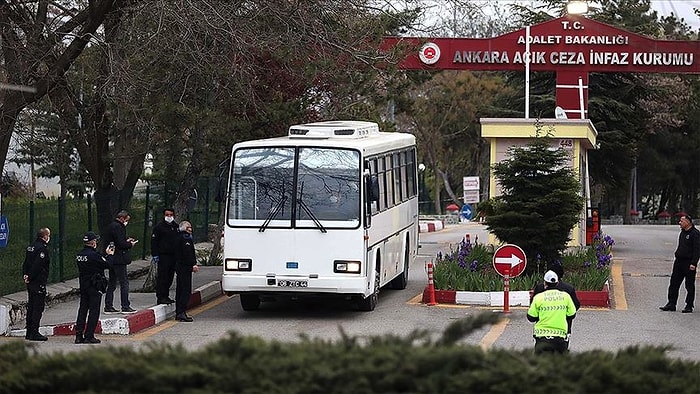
left=259, top=195, right=287, bottom=232
left=298, top=196, right=327, bottom=233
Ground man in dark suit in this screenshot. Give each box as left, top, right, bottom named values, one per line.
left=101, top=210, right=138, bottom=314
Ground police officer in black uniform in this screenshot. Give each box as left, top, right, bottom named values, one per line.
left=151, top=208, right=179, bottom=304
left=22, top=227, right=51, bottom=341
left=660, top=214, right=700, bottom=313
left=174, top=221, right=199, bottom=322
left=75, top=232, right=115, bottom=344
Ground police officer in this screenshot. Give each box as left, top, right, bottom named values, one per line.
left=151, top=208, right=179, bottom=305
left=174, top=221, right=199, bottom=322
left=660, top=214, right=700, bottom=313
left=527, top=270, right=577, bottom=354
left=531, top=262, right=580, bottom=349
left=75, top=232, right=115, bottom=344
left=22, top=227, right=51, bottom=341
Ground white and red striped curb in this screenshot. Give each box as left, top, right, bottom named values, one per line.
left=419, top=220, right=444, bottom=233
left=5, top=281, right=223, bottom=337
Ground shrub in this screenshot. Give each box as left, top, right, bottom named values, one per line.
left=0, top=313, right=696, bottom=393
left=433, top=234, right=614, bottom=291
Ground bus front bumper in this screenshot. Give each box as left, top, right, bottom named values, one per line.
left=221, top=274, right=370, bottom=297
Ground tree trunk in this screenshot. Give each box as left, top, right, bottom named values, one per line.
left=173, top=125, right=207, bottom=220
left=433, top=176, right=442, bottom=214
left=208, top=207, right=225, bottom=266
left=437, top=167, right=460, bottom=206
left=140, top=258, right=158, bottom=292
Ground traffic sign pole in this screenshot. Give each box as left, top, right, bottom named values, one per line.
left=503, top=270, right=510, bottom=314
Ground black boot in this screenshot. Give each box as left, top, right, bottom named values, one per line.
left=175, top=313, right=193, bottom=322
left=26, top=332, right=48, bottom=341
left=75, top=334, right=84, bottom=344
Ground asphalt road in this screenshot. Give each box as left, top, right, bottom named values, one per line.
left=5, top=222, right=700, bottom=362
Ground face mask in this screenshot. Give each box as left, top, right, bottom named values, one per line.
left=45, top=237, right=51, bottom=244
left=123, top=221, right=129, bottom=226
left=165, top=216, right=174, bottom=223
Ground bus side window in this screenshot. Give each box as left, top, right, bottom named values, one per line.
left=369, top=174, right=380, bottom=202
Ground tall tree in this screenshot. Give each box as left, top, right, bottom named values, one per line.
left=398, top=70, right=514, bottom=213
left=0, top=0, right=126, bottom=191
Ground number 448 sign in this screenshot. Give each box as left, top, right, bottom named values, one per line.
left=0, top=215, right=9, bottom=249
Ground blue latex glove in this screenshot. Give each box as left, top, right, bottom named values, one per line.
left=153, top=256, right=159, bottom=263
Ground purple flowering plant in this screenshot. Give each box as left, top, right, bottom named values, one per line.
left=432, top=233, right=614, bottom=292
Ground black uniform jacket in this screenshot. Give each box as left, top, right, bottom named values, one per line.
left=76, top=246, right=114, bottom=289
left=175, top=232, right=197, bottom=270
left=22, top=238, right=50, bottom=285
left=151, top=220, right=180, bottom=256
left=674, top=225, right=700, bottom=265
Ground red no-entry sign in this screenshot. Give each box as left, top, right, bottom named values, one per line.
left=493, top=244, right=527, bottom=278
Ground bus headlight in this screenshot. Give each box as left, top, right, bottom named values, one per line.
left=334, top=260, right=361, bottom=273
left=225, top=258, right=252, bottom=271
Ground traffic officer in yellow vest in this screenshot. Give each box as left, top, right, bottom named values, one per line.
left=527, top=270, right=577, bottom=354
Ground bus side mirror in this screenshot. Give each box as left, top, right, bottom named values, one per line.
left=214, top=159, right=229, bottom=203
left=369, top=174, right=380, bottom=202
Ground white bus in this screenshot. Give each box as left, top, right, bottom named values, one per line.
left=222, top=120, right=419, bottom=311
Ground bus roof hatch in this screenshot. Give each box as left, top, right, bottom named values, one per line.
left=288, top=121, right=379, bottom=139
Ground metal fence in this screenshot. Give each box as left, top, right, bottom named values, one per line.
left=0, top=177, right=222, bottom=297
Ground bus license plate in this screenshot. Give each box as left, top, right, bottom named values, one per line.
left=277, top=280, right=308, bottom=288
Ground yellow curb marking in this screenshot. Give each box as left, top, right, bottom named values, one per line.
left=407, top=293, right=423, bottom=305
left=612, top=260, right=628, bottom=310
left=480, top=318, right=508, bottom=350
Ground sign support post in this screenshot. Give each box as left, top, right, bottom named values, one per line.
left=503, top=270, right=511, bottom=314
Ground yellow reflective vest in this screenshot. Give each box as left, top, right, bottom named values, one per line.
left=527, top=288, right=577, bottom=338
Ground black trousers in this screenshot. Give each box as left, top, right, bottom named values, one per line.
left=26, top=283, right=46, bottom=335
left=667, top=260, right=697, bottom=308
left=534, top=336, right=568, bottom=354
left=156, top=254, right=176, bottom=301
left=175, top=266, right=193, bottom=315
left=75, top=286, right=103, bottom=338
left=105, top=265, right=130, bottom=309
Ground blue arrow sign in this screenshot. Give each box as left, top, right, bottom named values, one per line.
left=0, top=215, right=8, bottom=248
left=460, top=204, right=473, bottom=220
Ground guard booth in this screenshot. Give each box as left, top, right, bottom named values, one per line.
left=480, top=118, right=598, bottom=247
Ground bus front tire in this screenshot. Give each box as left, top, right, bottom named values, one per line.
left=240, top=294, right=260, bottom=311
left=357, top=270, right=380, bottom=311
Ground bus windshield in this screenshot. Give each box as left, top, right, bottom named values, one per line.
left=228, top=147, right=360, bottom=228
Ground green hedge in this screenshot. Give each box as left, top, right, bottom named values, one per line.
left=0, top=313, right=697, bottom=393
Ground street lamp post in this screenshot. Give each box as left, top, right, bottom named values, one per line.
left=418, top=163, right=426, bottom=213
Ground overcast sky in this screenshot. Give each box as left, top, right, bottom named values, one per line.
left=649, top=0, right=700, bottom=28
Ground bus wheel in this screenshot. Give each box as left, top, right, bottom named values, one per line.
left=357, top=268, right=379, bottom=311
left=240, top=294, right=260, bottom=311
left=389, top=243, right=410, bottom=290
